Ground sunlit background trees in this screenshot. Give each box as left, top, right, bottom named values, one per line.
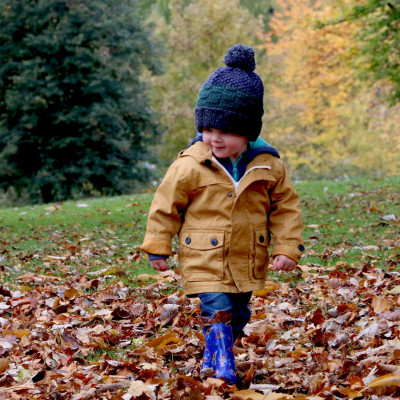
left=0, top=0, right=399, bottom=204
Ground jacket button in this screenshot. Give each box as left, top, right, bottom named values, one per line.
left=259, top=235, right=265, bottom=243
left=185, top=237, right=191, bottom=244
left=227, top=193, right=233, bottom=197
left=211, top=238, right=218, bottom=246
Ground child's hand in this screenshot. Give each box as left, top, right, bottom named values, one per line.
left=271, top=255, right=296, bottom=271
left=150, top=259, right=169, bottom=272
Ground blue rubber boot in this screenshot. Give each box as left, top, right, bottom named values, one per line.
left=200, top=334, right=213, bottom=377
left=203, top=322, right=237, bottom=384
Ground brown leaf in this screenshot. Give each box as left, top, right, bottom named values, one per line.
left=111, top=306, right=132, bottom=319
left=0, top=358, right=10, bottom=373
left=159, top=303, right=180, bottom=326
left=64, top=288, right=81, bottom=299
left=371, top=296, right=391, bottom=313
left=61, top=331, right=84, bottom=348
left=232, top=390, right=293, bottom=399
left=307, top=308, right=325, bottom=325
left=381, top=309, right=400, bottom=321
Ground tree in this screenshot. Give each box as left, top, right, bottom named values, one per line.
left=258, top=0, right=400, bottom=178
left=342, top=0, right=400, bottom=104
left=240, top=0, right=278, bottom=30
left=0, top=0, right=162, bottom=204
left=258, top=0, right=360, bottom=177
left=147, top=0, right=264, bottom=165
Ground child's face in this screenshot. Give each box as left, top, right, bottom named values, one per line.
left=202, top=128, right=248, bottom=162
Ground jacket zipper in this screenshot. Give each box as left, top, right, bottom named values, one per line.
left=232, top=160, right=239, bottom=181
left=212, top=157, right=271, bottom=196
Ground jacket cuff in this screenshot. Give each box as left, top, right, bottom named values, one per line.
left=148, top=253, right=169, bottom=261
left=139, top=236, right=174, bottom=256
left=272, top=243, right=305, bottom=263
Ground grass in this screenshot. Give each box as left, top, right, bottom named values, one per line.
left=1, top=175, right=399, bottom=288
left=0, top=194, right=155, bottom=286
left=296, top=175, right=400, bottom=271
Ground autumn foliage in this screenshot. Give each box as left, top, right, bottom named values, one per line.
left=258, top=0, right=400, bottom=178
left=0, top=176, right=399, bottom=398
left=1, top=262, right=400, bottom=398
left=146, top=0, right=400, bottom=179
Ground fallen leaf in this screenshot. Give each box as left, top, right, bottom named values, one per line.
left=388, top=286, right=400, bottom=294
left=371, top=296, right=391, bottom=313
left=381, top=214, right=396, bottom=221
left=127, top=380, right=156, bottom=399
left=368, top=373, right=400, bottom=387
left=64, top=288, right=81, bottom=299
left=15, top=368, right=30, bottom=382
left=2, top=329, right=30, bottom=339
left=253, top=281, right=280, bottom=296
left=0, top=358, right=10, bottom=373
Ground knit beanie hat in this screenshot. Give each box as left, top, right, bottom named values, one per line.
left=195, top=44, right=264, bottom=141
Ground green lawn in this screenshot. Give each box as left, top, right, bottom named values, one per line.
left=1, top=175, right=399, bottom=288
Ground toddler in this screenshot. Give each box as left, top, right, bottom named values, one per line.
left=140, top=44, right=304, bottom=384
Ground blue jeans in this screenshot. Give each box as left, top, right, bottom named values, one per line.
left=198, top=292, right=252, bottom=341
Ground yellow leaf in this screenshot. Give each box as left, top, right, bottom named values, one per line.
left=136, top=274, right=154, bottom=282
left=103, top=267, right=121, bottom=276
left=2, top=329, right=30, bottom=339
left=369, top=374, right=400, bottom=387
left=253, top=281, right=280, bottom=296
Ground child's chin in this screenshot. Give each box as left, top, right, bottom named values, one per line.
left=212, top=149, right=228, bottom=157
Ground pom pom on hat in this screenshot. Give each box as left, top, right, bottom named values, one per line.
left=195, top=43, right=264, bottom=141
left=223, top=43, right=256, bottom=72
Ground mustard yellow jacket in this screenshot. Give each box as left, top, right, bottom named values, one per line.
left=140, top=141, right=303, bottom=295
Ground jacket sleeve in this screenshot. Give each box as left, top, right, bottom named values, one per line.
left=268, top=161, right=304, bottom=263
left=140, top=160, right=189, bottom=256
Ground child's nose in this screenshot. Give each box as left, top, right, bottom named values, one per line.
left=212, top=132, right=222, bottom=141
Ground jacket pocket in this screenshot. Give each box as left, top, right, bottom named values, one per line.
left=252, top=226, right=270, bottom=279
left=179, top=230, right=224, bottom=282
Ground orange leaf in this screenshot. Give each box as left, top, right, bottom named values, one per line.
left=0, top=358, right=10, bottom=373
left=64, top=288, right=80, bottom=299
left=337, top=387, right=363, bottom=398
left=144, top=333, right=181, bottom=350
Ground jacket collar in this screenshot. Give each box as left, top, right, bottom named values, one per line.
left=179, top=140, right=276, bottom=169
left=179, top=141, right=213, bottom=164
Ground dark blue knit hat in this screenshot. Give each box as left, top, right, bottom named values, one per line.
left=195, top=44, right=264, bottom=141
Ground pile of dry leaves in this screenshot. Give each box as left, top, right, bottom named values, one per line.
left=0, top=260, right=400, bottom=399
